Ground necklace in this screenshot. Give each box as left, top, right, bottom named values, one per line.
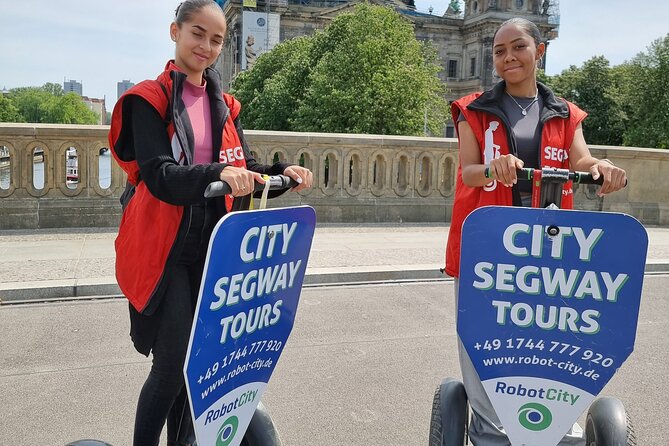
left=506, top=91, right=538, bottom=116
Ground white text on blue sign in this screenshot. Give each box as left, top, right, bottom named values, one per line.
left=471, top=224, right=628, bottom=335
left=209, top=222, right=302, bottom=344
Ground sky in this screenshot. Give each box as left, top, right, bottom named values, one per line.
left=1, top=0, right=668, bottom=110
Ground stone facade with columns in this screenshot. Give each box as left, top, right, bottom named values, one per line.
left=1, top=123, right=667, bottom=230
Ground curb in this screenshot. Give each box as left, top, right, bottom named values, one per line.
left=1, top=263, right=668, bottom=304
left=0, top=267, right=447, bottom=304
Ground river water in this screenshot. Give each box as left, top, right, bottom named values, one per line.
left=0, top=151, right=112, bottom=190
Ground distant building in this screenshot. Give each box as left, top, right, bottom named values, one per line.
left=64, top=79, right=83, bottom=96
left=117, top=80, right=135, bottom=101
left=215, top=0, right=560, bottom=136
left=82, top=96, right=107, bottom=125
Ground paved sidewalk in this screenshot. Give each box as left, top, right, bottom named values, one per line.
left=1, top=223, right=669, bottom=303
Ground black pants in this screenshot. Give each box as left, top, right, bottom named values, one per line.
left=133, top=205, right=211, bottom=446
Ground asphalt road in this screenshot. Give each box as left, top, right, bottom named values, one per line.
left=1, top=277, right=667, bottom=445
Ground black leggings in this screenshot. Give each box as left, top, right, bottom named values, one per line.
left=132, top=260, right=204, bottom=446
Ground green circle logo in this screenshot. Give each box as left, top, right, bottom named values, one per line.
left=216, top=415, right=239, bottom=446
left=517, top=402, right=552, bottom=431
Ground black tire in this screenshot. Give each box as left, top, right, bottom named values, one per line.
left=242, top=401, right=282, bottom=446
left=585, top=397, right=636, bottom=446
left=65, top=441, right=113, bottom=446
left=429, top=378, right=469, bottom=446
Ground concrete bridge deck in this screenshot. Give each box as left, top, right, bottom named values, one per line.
left=1, top=224, right=669, bottom=445
left=2, top=279, right=669, bottom=445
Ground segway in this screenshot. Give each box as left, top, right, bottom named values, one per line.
left=67, top=176, right=308, bottom=446
left=184, top=174, right=315, bottom=446
left=431, top=167, right=645, bottom=446
left=66, top=402, right=280, bottom=446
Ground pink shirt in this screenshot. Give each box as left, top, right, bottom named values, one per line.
left=181, top=80, right=213, bottom=164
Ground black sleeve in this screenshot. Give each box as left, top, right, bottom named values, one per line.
left=127, top=95, right=226, bottom=206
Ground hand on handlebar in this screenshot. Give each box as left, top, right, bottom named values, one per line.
left=488, top=155, right=524, bottom=187
left=220, top=166, right=266, bottom=197
left=282, top=165, right=313, bottom=192
left=590, top=160, right=627, bottom=197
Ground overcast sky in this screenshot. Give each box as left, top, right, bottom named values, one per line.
left=1, top=0, right=667, bottom=109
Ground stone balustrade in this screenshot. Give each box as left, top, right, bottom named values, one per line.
left=1, top=123, right=668, bottom=229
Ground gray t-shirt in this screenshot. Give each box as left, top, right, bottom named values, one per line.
left=501, top=93, right=543, bottom=171
left=458, top=93, right=543, bottom=194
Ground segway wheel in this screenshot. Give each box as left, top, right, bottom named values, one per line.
left=429, top=378, right=469, bottom=446
left=241, top=401, right=282, bottom=446
left=65, top=441, right=113, bottom=446
left=585, top=397, right=636, bottom=446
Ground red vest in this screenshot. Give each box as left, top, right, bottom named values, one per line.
left=109, top=61, right=247, bottom=312
left=445, top=89, right=587, bottom=277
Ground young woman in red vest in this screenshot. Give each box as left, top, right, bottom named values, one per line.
left=108, top=1, right=312, bottom=444
left=445, top=18, right=626, bottom=445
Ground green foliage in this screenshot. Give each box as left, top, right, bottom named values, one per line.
left=542, top=35, right=669, bottom=149
left=231, top=3, right=449, bottom=136
left=549, top=56, right=626, bottom=146
left=0, top=94, right=23, bottom=122
left=44, top=93, right=99, bottom=124
left=8, top=87, right=52, bottom=123
left=232, top=36, right=313, bottom=131
left=42, top=82, right=64, bottom=96
left=622, top=35, right=669, bottom=149
left=4, top=84, right=98, bottom=124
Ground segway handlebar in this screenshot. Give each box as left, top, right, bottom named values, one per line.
left=484, top=166, right=627, bottom=187
left=515, top=167, right=604, bottom=185
left=204, top=174, right=299, bottom=198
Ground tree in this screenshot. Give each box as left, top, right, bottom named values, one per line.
left=232, top=36, right=313, bottom=131
left=622, top=35, right=669, bottom=149
left=231, top=3, right=449, bottom=136
left=43, top=93, right=99, bottom=125
left=6, top=84, right=98, bottom=124
left=548, top=56, right=626, bottom=146
left=8, top=87, right=52, bottom=123
left=0, top=94, right=23, bottom=122
left=42, top=82, right=64, bottom=96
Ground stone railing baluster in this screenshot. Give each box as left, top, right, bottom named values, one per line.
left=1, top=123, right=668, bottom=228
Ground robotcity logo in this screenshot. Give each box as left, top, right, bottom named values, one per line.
left=517, top=402, right=552, bottom=431
left=216, top=416, right=239, bottom=446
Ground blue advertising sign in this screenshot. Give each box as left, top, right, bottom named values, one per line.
left=458, top=206, right=647, bottom=446
left=184, top=206, right=316, bottom=446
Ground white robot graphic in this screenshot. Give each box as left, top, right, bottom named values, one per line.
left=483, top=121, right=501, bottom=192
